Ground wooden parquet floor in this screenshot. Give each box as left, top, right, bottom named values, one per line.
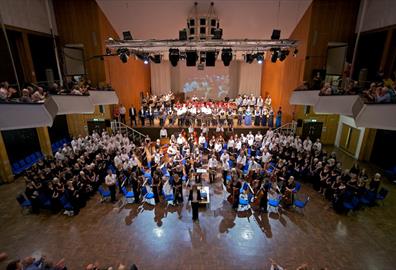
left=0, top=148, right=396, bottom=270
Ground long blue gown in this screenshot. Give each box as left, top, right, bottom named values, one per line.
left=245, top=111, right=252, bottom=126
left=275, top=111, right=282, bottom=128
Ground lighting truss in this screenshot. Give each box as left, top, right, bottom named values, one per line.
left=105, top=38, right=298, bottom=55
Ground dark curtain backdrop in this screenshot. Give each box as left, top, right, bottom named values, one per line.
left=49, top=115, right=70, bottom=143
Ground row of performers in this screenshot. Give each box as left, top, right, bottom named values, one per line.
left=136, top=106, right=283, bottom=127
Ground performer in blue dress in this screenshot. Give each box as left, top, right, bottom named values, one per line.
left=268, top=109, right=274, bottom=128
left=275, top=107, right=282, bottom=128
left=244, top=107, right=252, bottom=126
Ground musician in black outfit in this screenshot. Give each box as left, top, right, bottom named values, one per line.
left=188, top=185, right=201, bottom=221
left=129, top=106, right=137, bottom=126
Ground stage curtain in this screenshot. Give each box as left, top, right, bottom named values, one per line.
left=150, top=61, right=171, bottom=95
left=238, top=62, right=262, bottom=97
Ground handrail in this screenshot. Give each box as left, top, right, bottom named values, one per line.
left=111, top=121, right=148, bottom=142
left=273, top=120, right=297, bottom=134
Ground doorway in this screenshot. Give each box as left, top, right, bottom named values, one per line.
left=302, top=121, right=323, bottom=141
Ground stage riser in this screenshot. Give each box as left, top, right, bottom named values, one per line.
left=133, top=127, right=268, bottom=140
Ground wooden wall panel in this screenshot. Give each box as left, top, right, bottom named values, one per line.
left=261, top=3, right=313, bottom=123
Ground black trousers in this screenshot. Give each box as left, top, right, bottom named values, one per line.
left=209, top=170, right=216, bottom=183
left=223, top=170, right=228, bottom=186
left=140, top=117, right=145, bottom=126
left=120, top=114, right=126, bottom=124
left=109, top=185, right=116, bottom=202
left=130, top=117, right=137, bottom=126
left=191, top=202, right=199, bottom=220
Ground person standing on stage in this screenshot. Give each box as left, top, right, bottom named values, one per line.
left=188, top=184, right=201, bottom=222
left=139, top=106, right=145, bottom=126
left=129, top=106, right=137, bottom=126
left=105, top=169, right=117, bottom=203
left=119, top=104, right=126, bottom=124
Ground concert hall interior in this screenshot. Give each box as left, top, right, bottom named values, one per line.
left=1, top=0, right=396, bottom=269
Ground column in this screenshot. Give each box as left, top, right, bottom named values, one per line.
left=0, top=132, right=14, bottom=183
left=36, top=127, right=53, bottom=157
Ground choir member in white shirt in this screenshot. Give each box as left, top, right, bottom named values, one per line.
left=160, top=127, right=168, bottom=138
left=208, top=155, right=218, bottom=183
left=105, top=169, right=117, bottom=202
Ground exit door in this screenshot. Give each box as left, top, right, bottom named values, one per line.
left=302, top=122, right=323, bottom=141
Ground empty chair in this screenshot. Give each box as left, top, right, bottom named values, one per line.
left=98, top=186, right=111, bottom=202
left=238, top=192, right=251, bottom=211
left=268, top=194, right=282, bottom=214
left=142, top=185, right=155, bottom=205
left=24, top=156, right=33, bottom=167
left=293, top=194, right=310, bottom=214
left=34, top=152, right=42, bottom=159
left=376, top=188, right=389, bottom=205
left=122, top=186, right=135, bottom=204
left=12, top=163, right=22, bottom=175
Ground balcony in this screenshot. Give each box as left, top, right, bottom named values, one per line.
left=89, top=90, right=119, bottom=105
left=355, top=104, right=396, bottom=130
left=289, top=90, right=320, bottom=105
left=50, top=94, right=95, bottom=115
left=314, top=95, right=364, bottom=117
left=0, top=98, right=57, bottom=131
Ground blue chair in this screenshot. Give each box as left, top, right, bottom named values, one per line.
left=376, top=188, right=389, bottom=205
left=34, top=152, right=43, bottom=159
left=59, top=195, right=74, bottom=211
left=359, top=191, right=376, bottom=206
left=293, top=194, right=310, bottom=214
left=293, top=182, right=302, bottom=193
left=122, top=186, right=135, bottom=204
left=38, top=193, right=51, bottom=209
left=226, top=174, right=232, bottom=183
left=268, top=195, right=282, bottom=214
left=18, top=160, right=28, bottom=170
left=343, top=196, right=359, bottom=213
left=25, top=156, right=33, bottom=167
left=98, top=186, right=111, bottom=202
left=12, top=163, right=22, bottom=175
left=228, top=160, right=233, bottom=168
left=16, top=194, right=31, bottom=214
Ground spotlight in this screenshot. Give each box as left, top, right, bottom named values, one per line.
left=221, top=48, right=232, bottom=66
left=205, top=51, right=216, bottom=66
left=123, top=31, right=133, bottom=40
left=118, top=48, right=130, bottom=63
left=186, top=50, right=198, bottom=66
left=293, top=48, right=298, bottom=57
left=169, top=48, right=180, bottom=67
left=256, top=53, right=264, bottom=64
left=150, top=54, right=161, bottom=64
left=279, top=50, right=288, bottom=62
left=245, top=54, right=254, bottom=64
left=271, top=50, right=278, bottom=63
left=136, top=53, right=150, bottom=64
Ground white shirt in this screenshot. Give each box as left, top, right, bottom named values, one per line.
left=208, top=158, right=218, bottom=169
left=119, top=106, right=126, bottom=114
left=105, top=174, right=116, bottom=186
left=198, top=136, right=206, bottom=144
left=160, top=128, right=168, bottom=138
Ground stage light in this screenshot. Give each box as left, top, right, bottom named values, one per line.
left=293, top=48, right=298, bottom=57
left=256, top=53, right=264, bottom=64
left=186, top=50, right=198, bottom=66
left=278, top=49, right=289, bottom=62
left=206, top=51, right=216, bottom=66
left=136, top=53, right=150, bottom=64
left=150, top=54, right=161, bottom=64
left=123, top=31, right=133, bottom=40
left=271, top=51, right=278, bottom=63
left=221, top=48, right=232, bottom=66
left=245, top=53, right=254, bottom=64
left=169, top=48, right=180, bottom=67
left=117, top=48, right=130, bottom=63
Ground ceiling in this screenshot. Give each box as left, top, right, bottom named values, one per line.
left=96, top=0, right=312, bottom=40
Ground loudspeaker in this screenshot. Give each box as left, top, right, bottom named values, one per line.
left=213, top=28, right=223, bottom=39
left=179, top=29, right=187, bottom=41
left=206, top=51, right=216, bottom=66
left=123, top=31, right=133, bottom=40
left=297, top=119, right=303, bottom=127
left=271, top=29, right=281, bottom=40
left=105, top=119, right=111, bottom=127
